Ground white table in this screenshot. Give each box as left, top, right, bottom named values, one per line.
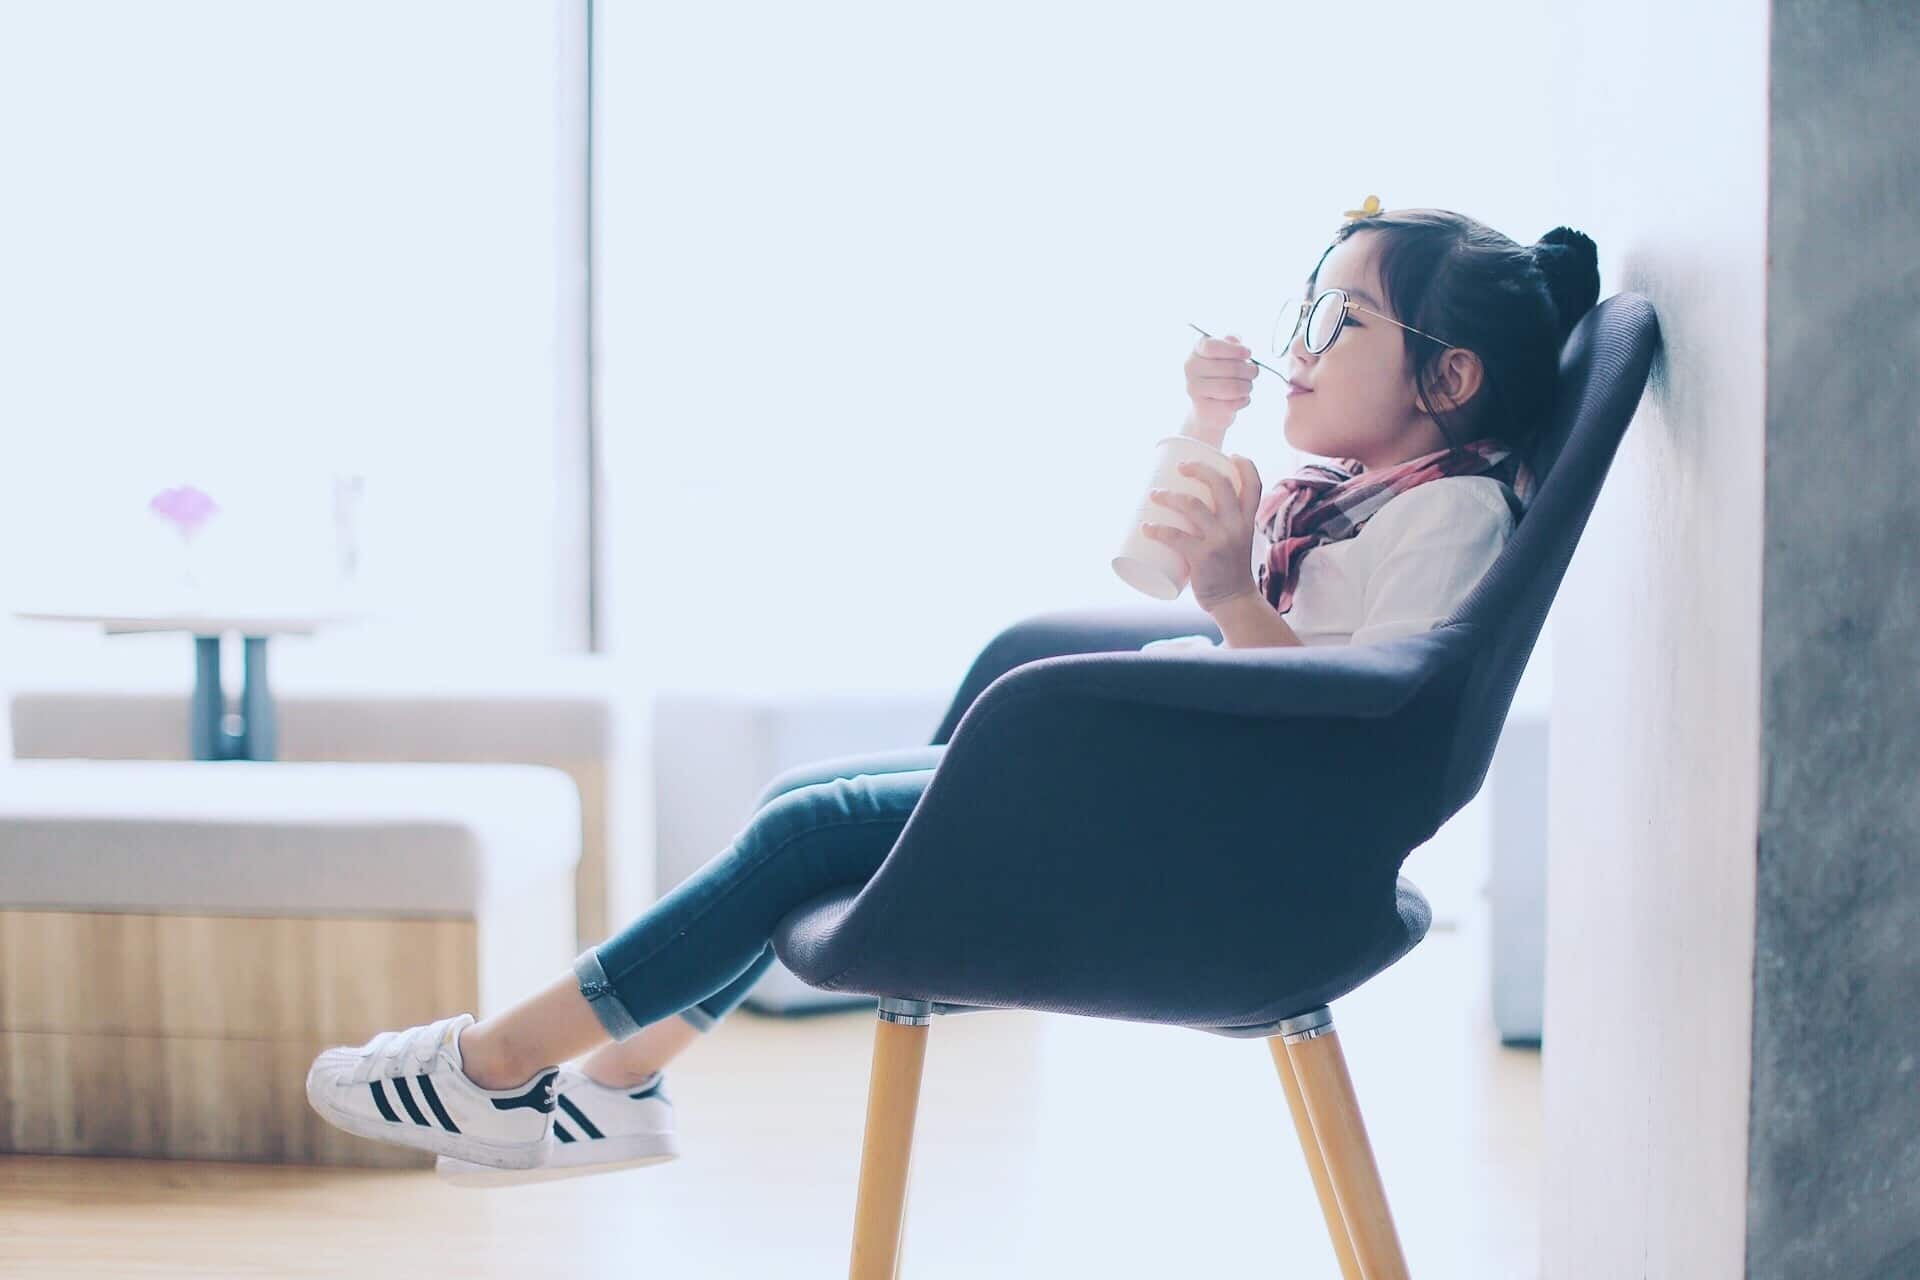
left=13, top=607, right=366, bottom=761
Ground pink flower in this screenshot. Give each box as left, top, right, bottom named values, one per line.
left=149, top=485, right=220, bottom=538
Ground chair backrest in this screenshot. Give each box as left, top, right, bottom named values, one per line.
left=1428, top=292, right=1662, bottom=825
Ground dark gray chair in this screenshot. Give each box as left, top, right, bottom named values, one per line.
left=773, top=293, right=1661, bottom=1279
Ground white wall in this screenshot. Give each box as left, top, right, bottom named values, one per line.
left=0, top=1, right=571, bottom=673
left=1541, top=0, right=1767, bottom=1274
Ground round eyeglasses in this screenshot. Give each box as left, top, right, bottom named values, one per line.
left=1271, top=287, right=1459, bottom=358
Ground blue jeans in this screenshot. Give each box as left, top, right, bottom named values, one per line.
left=572, top=744, right=948, bottom=1039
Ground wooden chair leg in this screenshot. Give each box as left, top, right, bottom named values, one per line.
left=892, top=1172, right=913, bottom=1280
left=1268, top=1036, right=1364, bottom=1280
left=1281, top=1009, right=1410, bottom=1280
left=850, top=999, right=931, bottom=1280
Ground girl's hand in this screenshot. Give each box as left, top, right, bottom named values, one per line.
left=1141, top=455, right=1264, bottom=611
left=1183, top=334, right=1260, bottom=435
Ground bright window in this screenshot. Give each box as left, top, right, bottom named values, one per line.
left=0, top=1, right=568, bottom=668
left=595, top=1, right=1561, bottom=693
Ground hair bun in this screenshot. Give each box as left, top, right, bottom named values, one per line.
left=1533, top=226, right=1600, bottom=341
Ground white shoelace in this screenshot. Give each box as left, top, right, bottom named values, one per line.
left=345, top=1017, right=459, bottom=1085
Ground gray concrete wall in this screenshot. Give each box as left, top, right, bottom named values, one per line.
left=1751, top=2, right=1920, bottom=1276
left=1541, top=0, right=1768, bottom=1274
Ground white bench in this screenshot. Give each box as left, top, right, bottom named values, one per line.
left=8, top=658, right=639, bottom=951
left=0, top=760, right=579, bottom=1167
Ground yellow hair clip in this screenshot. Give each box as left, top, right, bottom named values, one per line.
left=1342, top=194, right=1385, bottom=221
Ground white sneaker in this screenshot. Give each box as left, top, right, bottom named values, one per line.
left=305, top=1012, right=558, bottom=1169
left=435, top=1066, right=680, bottom=1187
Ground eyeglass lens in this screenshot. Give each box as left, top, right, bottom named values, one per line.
left=1271, top=290, right=1347, bottom=357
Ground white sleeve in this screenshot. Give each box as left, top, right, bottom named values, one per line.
left=1347, top=483, right=1514, bottom=647
left=1139, top=633, right=1219, bottom=653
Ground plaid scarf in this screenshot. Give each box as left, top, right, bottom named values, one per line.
left=1254, top=437, right=1535, bottom=614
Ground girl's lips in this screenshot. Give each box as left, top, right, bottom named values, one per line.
left=1285, top=384, right=1314, bottom=398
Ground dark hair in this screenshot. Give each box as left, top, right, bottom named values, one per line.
left=1310, top=209, right=1599, bottom=454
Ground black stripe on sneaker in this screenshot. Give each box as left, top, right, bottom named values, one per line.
left=416, top=1075, right=461, bottom=1133
left=490, top=1069, right=559, bottom=1115
left=556, top=1095, right=604, bottom=1140
left=628, top=1079, right=664, bottom=1101
left=392, top=1076, right=431, bottom=1127
left=369, top=1081, right=401, bottom=1124
left=554, top=1122, right=577, bottom=1143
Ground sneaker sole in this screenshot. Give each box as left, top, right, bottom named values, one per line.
left=435, top=1132, right=681, bottom=1187
left=304, top=1063, right=548, bottom=1170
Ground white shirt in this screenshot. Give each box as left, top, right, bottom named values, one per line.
left=1140, top=474, right=1518, bottom=652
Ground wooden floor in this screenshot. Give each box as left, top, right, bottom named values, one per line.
left=0, top=901, right=1541, bottom=1278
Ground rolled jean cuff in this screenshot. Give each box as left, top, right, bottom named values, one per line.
left=677, top=1003, right=720, bottom=1032
left=573, top=948, right=644, bottom=1041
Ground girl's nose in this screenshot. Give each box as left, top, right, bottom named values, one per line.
left=1283, top=338, right=1318, bottom=382
left=1283, top=321, right=1318, bottom=362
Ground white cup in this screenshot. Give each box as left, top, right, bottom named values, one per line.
left=1112, top=434, right=1245, bottom=600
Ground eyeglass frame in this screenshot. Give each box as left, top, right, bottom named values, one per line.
left=1275, top=286, right=1459, bottom=357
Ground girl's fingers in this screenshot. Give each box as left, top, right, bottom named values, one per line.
left=1148, top=489, right=1202, bottom=512
left=1196, top=337, right=1251, bottom=360
left=1195, top=370, right=1255, bottom=390
left=1141, top=521, right=1187, bottom=543
left=1185, top=350, right=1255, bottom=376
left=1175, top=462, right=1232, bottom=512
left=1148, top=495, right=1209, bottom=537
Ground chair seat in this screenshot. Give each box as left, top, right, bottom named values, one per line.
left=771, top=875, right=1433, bottom=1034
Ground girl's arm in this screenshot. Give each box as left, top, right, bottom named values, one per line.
left=1207, top=589, right=1304, bottom=649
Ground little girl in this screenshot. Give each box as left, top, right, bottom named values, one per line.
left=307, top=203, right=1599, bottom=1184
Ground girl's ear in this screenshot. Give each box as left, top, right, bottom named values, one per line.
left=1424, top=348, right=1486, bottom=414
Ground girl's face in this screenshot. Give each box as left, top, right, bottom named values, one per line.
left=1280, top=231, right=1478, bottom=472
